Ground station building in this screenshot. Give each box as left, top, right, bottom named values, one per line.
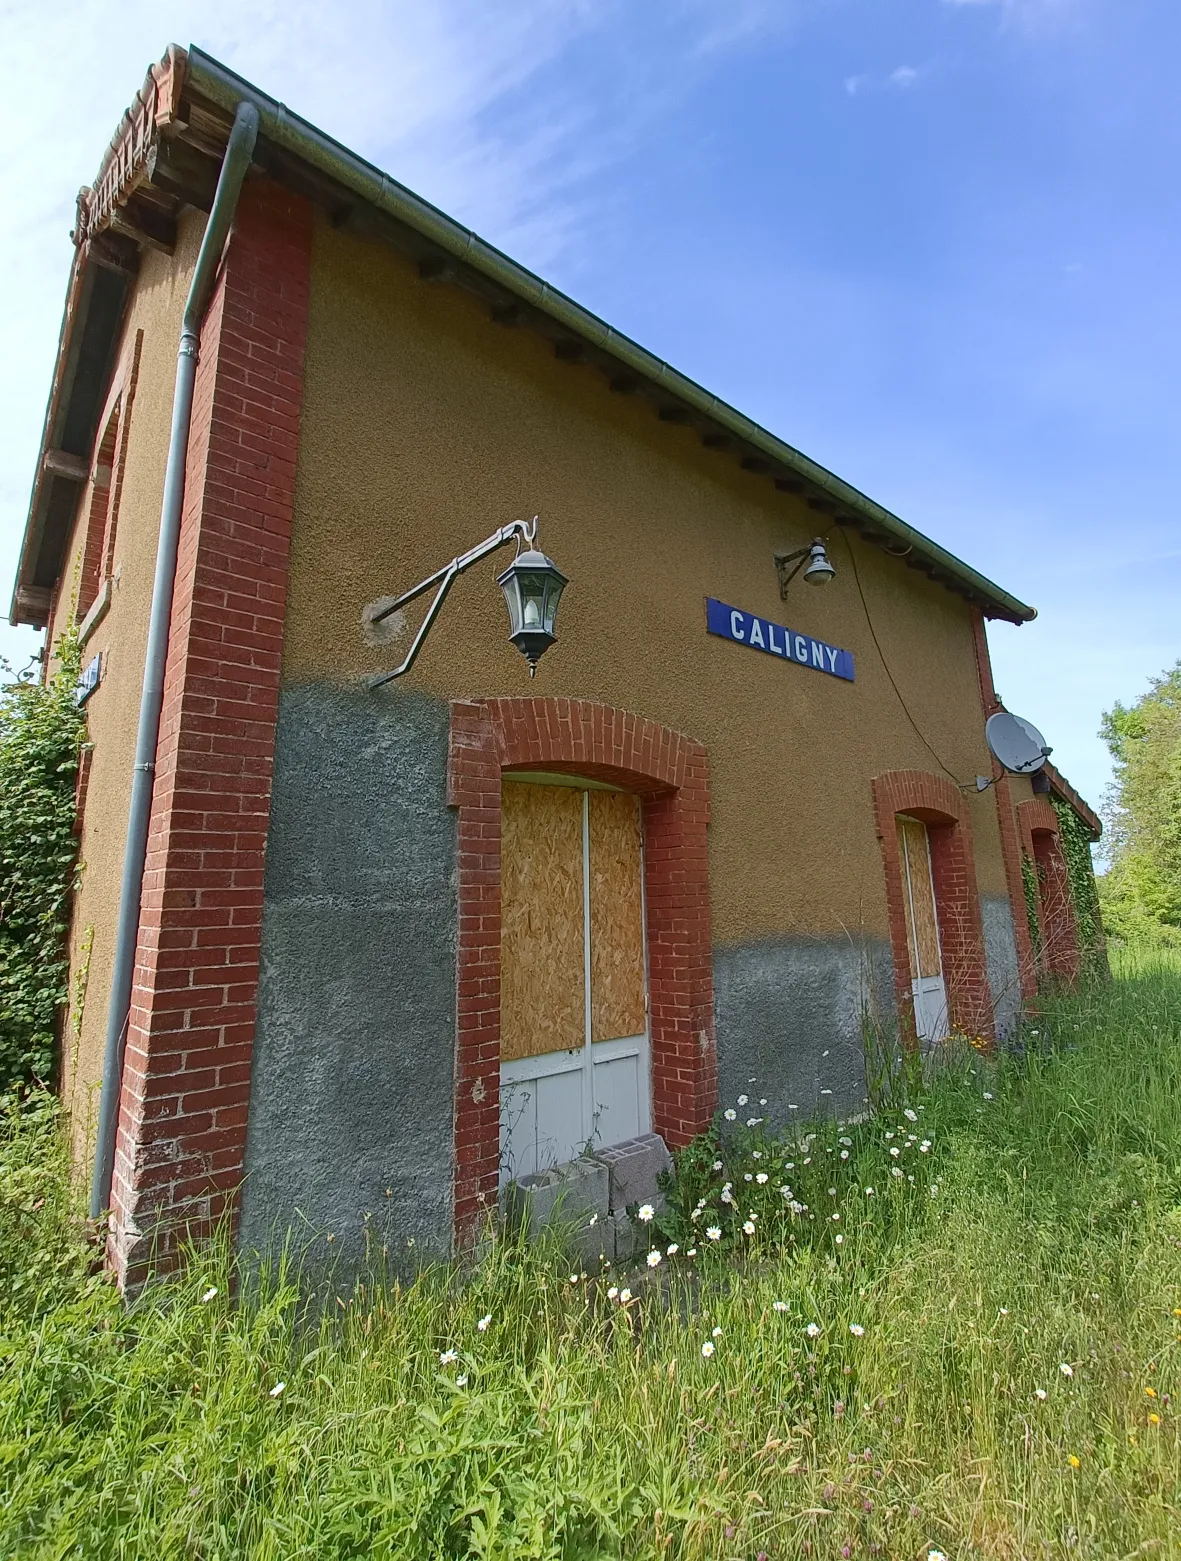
left=13, top=48, right=1104, bottom=1286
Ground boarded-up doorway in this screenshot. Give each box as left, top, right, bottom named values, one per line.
left=500, top=775, right=650, bottom=1182
left=896, top=815, right=950, bottom=1045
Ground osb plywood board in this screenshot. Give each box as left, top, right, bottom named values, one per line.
left=501, top=781, right=585, bottom=1061
left=898, top=817, right=941, bottom=979
left=589, top=790, right=647, bottom=1042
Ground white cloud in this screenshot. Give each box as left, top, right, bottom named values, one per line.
left=845, top=64, right=926, bottom=96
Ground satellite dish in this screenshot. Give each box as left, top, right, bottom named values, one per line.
left=985, top=711, right=1052, bottom=775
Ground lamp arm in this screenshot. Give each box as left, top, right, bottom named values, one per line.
left=368, top=516, right=537, bottom=688
left=773, top=546, right=809, bottom=601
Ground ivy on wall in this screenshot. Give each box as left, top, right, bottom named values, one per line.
left=1052, top=793, right=1107, bottom=978
left=0, top=631, right=85, bottom=1092
left=1021, top=851, right=1042, bottom=963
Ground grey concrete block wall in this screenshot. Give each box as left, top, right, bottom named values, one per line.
left=712, top=936, right=894, bottom=1128
left=238, top=683, right=458, bottom=1267
left=981, top=893, right=1022, bottom=1040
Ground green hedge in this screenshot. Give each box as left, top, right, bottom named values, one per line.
left=0, top=634, right=84, bottom=1091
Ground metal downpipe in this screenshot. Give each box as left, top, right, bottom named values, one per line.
left=89, top=102, right=260, bottom=1221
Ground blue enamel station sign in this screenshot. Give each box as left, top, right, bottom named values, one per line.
left=706, top=597, right=854, bottom=682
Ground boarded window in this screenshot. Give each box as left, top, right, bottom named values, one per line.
left=500, top=779, right=647, bottom=1062
left=897, top=816, right=941, bottom=980
left=589, top=790, right=646, bottom=1043
left=500, top=781, right=585, bottom=1061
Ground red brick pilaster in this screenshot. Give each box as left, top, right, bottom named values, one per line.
left=447, top=698, right=714, bottom=1244
left=970, top=611, right=1036, bottom=1000
left=1017, top=797, right=1080, bottom=984
left=871, top=769, right=993, bottom=1048
left=107, top=178, right=312, bottom=1287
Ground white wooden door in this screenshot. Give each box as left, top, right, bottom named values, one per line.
left=896, top=816, right=949, bottom=1045
left=499, top=776, right=650, bottom=1183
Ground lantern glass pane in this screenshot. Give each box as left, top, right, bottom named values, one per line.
left=499, top=573, right=523, bottom=634
left=518, top=572, right=547, bottom=630
left=542, top=576, right=564, bottom=633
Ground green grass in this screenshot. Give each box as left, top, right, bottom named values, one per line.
left=3, top=948, right=1181, bottom=1559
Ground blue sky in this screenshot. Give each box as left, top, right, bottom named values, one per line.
left=1, top=0, right=1176, bottom=840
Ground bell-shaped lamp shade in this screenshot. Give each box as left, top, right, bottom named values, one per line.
left=802, top=539, right=835, bottom=585
left=497, top=547, right=568, bottom=675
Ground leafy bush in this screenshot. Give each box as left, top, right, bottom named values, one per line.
left=654, top=1097, right=943, bottom=1264
left=0, top=632, right=84, bottom=1091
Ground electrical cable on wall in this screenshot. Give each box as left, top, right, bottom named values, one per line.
left=839, top=527, right=966, bottom=788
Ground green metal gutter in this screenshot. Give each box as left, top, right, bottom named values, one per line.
left=186, top=47, right=1035, bottom=626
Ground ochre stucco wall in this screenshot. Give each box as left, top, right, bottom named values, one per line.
left=47, top=214, right=202, bottom=1156
left=284, top=212, right=1012, bottom=946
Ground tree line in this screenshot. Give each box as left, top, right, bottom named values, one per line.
left=1099, top=660, right=1181, bottom=947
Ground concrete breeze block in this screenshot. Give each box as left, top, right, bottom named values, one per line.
left=593, top=1133, right=672, bottom=1214
left=501, top=1155, right=610, bottom=1237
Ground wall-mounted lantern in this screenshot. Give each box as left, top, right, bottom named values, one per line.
left=367, top=516, right=567, bottom=687
left=496, top=546, right=568, bottom=674
left=773, top=537, right=835, bottom=601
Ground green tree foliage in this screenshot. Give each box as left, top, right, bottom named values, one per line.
left=1099, top=661, right=1181, bottom=946
left=0, top=634, right=85, bottom=1090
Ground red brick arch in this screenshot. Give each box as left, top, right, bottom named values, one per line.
left=447, top=698, right=714, bottom=1242
left=1017, top=797, right=1080, bottom=983
left=871, top=769, right=993, bottom=1047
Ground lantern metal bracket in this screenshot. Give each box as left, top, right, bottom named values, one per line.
left=773, top=536, right=835, bottom=600
left=773, top=545, right=812, bottom=601
left=368, top=516, right=538, bottom=689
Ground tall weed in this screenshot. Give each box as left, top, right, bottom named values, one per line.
left=1, top=949, right=1179, bottom=1558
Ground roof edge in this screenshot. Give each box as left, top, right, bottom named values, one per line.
left=10, top=45, right=1039, bottom=630
left=185, top=46, right=1036, bottom=627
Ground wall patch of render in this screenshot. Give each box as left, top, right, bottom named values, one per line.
left=712, top=936, right=894, bottom=1126
left=980, top=894, right=1022, bottom=1040
left=238, top=683, right=457, bottom=1264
